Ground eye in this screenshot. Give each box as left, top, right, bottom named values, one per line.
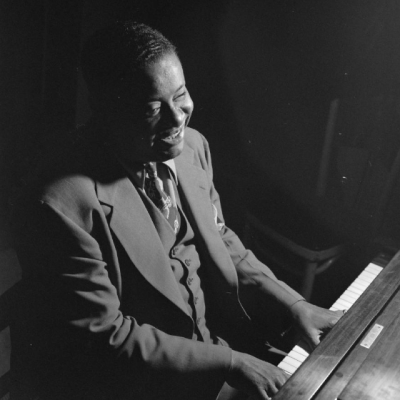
left=145, top=105, right=161, bottom=118
left=174, top=90, right=186, bottom=101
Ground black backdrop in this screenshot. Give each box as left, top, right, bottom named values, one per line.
left=2, top=0, right=400, bottom=245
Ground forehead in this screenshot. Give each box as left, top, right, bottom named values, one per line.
left=138, top=52, right=185, bottom=99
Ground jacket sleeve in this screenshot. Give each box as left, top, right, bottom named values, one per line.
left=13, top=187, right=231, bottom=399
left=198, top=133, right=304, bottom=309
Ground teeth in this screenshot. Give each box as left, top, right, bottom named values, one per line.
left=165, top=130, right=180, bottom=140
left=171, top=130, right=180, bottom=138
left=162, top=127, right=184, bottom=142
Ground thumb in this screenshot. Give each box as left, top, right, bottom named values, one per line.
left=255, top=388, right=271, bottom=400
left=299, top=335, right=318, bottom=353
left=309, top=332, right=321, bottom=349
left=331, top=309, right=346, bottom=324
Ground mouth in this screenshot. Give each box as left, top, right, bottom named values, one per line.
left=159, top=126, right=185, bottom=146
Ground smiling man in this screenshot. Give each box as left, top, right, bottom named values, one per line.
left=110, top=52, right=192, bottom=163
left=11, top=21, right=343, bottom=400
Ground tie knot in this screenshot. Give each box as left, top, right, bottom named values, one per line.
left=143, top=161, right=180, bottom=234
left=145, top=162, right=157, bottom=179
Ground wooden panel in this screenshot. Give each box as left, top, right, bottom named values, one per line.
left=316, top=286, right=400, bottom=399
left=273, top=250, right=400, bottom=400
left=337, top=304, right=400, bottom=399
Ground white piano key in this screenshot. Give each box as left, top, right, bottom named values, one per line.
left=359, top=271, right=378, bottom=281
left=286, top=351, right=306, bottom=363
left=279, top=362, right=297, bottom=375
left=364, top=268, right=378, bottom=276
left=366, top=263, right=383, bottom=274
left=353, top=277, right=372, bottom=287
left=288, top=347, right=309, bottom=362
left=341, top=290, right=359, bottom=301
left=341, top=291, right=360, bottom=302
left=356, top=275, right=375, bottom=286
left=351, top=280, right=370, bottom=291
left=334, top=299, right=353, bottom=309
left=284, top=356, right=303, bottom=369
left=295, top=346, right=309, bottom=357
left=347, top=286, right=364, bottom=296
left=360, top=267, right=379, bottom=277
left=279, top=347, right=309, bottom=375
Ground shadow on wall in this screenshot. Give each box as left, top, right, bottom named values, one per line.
left=217, top=1, right=333, bottom=205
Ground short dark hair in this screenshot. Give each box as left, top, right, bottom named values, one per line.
left=81, top=21, right=177, bottom=101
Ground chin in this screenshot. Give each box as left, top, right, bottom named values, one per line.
left=156, top=143, right=184, bottom=161
left=161, top=148, right=183, bottom=161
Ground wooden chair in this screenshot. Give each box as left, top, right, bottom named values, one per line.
left=244, top=97, right=400, bottom=300
left=244, top=210, right=346, bottom=301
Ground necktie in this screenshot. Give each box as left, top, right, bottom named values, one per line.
left=145, top=162, right=180, bottom=234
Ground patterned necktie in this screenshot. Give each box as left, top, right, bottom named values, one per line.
left=144, top=162, right=180, bottom=234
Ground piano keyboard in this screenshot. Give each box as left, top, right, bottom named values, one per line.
left=278, top=261, right=384, bottom=375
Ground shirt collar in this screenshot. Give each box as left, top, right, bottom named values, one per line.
left=116, top=156, right=177, bottom=189
left=163, top=159, right=177, bottom=181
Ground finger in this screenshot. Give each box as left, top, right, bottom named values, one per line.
left=275, top=371, right=288, bottom=387
left=280, top=372, right=289, bottom=386
left=298, top=338, right=314, bottom=353
left=328, top=311, right=344, bottom=326
left=309, top=332, right=320, bottom=348
left=333, top=309, right=346, bottom=320
left=265, top=383, right=281, bottom=400
left=306, top=337, right=318, bottom=352
left=255, top=387, right=271, bottom=400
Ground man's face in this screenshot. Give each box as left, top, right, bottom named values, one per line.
left=112, top=52, right=194, bottom=163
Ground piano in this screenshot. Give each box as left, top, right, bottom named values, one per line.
left=275, top=250, right=400, bottom=400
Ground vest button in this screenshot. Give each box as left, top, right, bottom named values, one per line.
left=171, top=247, right=178, bottom=256
left=187, top=277, right=193, bottom=285
left=196, top=318, right=201, bottom=325
left=185, top=259, right=191, bottom=266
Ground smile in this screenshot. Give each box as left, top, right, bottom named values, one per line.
left=167, top=130, right=181, bottom=140
left=160, top=127, right=185, bottom=145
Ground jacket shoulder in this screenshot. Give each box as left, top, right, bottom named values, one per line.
left=42, top=173, right=97, bottom=211
left=183, top=127, right=212, bottom=166
left=12, top=145, right=106, bottom=230
left=184, top=127, right=208, bottom=150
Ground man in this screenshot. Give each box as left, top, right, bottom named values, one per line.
left=11, top=21, right=343, bottom=400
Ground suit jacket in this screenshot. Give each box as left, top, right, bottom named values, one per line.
left=11, top=127, right=303, bottom=400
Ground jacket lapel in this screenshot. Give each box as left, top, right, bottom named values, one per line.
left=175, top=146, right=238, bottom=289
left=96, top=173, right=190, bottom=318
left=175, top=144, right=250, bottom=321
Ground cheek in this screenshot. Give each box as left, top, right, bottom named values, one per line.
left=145, top=122, right=160, bottom=143
left=130, top=118, right=157, bottom=142
left=120, top=123, right=153, bottom=149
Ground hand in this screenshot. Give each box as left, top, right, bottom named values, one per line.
left=290, top=300, right=345, bottom=352
left=226, top=350, right=289, bottom=399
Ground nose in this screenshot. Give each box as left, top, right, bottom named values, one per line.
left=167, top=105, right=186, bottom=127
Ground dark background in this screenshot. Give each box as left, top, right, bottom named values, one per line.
left=2, top=0, right=400, bottom=303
